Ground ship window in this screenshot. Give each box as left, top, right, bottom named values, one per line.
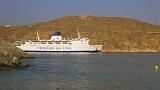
left=55, top=41, right=60, bottom=44
left=41, top=41, right=46, bottom=44
left=48, top=41, right=53, bottom=44
left=63, top=41, right=68, bottom=44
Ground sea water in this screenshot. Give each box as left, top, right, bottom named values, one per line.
left=0, top=53, right=160, bottom=90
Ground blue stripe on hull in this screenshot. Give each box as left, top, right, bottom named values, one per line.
left=25, top=50, right=101, bottom=52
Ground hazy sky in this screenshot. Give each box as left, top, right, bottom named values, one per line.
left=0, top=0, right=160, bottom=25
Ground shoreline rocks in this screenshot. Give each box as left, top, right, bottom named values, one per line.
left=0, top=41, right=31, bottom=68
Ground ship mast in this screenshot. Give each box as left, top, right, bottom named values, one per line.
left=77, top=28, right=81, bottom=39
left=37, top=31, right=40, bottom=41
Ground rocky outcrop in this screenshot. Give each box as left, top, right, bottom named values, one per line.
left=0, top=41, right=31, bottom=68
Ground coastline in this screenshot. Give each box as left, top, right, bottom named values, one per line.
left=0, top=41, right=32, bottom=68
left=101, top=49, right=159, bottom=53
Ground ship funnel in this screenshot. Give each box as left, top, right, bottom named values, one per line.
left=50, top=32, right=62, bottom=41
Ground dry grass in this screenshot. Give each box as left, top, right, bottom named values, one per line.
left=0, top=15, right=160, bottom=52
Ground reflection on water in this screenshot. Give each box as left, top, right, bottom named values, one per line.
left=0, top=53, right=160, bottom=90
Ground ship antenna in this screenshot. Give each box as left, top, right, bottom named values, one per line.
left=37, top=31, right=40, bottom=41
left=77, top=28, right=81, bottom=39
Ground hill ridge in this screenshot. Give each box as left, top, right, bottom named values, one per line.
left=0, top=15, right=160, bottom=52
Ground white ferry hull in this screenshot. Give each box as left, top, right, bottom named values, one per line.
left=15, top=31, right=103, bottom=53
left=17, top=45, right=103, bottom=52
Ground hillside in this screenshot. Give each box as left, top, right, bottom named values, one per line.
left=0, top=15, right=160, bottom=52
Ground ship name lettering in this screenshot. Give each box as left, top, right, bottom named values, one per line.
left=38, top=47, right=54, bottom=50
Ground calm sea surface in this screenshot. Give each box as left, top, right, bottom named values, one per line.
left=0, top=53, right=160, bottom=90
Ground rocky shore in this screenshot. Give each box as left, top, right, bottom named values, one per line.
left=0, top=41, right=32, bottom=68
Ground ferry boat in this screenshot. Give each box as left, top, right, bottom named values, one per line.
left=15, top=30, right=103, bottom=52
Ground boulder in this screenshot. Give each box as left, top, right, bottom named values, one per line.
left=0, top=41, right=30, bottom=68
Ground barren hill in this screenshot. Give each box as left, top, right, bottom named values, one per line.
left=0, top=15, right=160, bottom=52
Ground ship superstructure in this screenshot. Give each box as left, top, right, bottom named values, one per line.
left=15, top=30, right=103, bottom=52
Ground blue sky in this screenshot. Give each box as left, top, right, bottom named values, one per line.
left=0, top=0, right=160, bottom=25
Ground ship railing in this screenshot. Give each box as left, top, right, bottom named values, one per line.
left=15, top=40, right=73, bottom=45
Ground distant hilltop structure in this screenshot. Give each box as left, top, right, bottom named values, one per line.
left=4, top=25, right=11, bottom=27
left=79, top=14, right=88, bottom=21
